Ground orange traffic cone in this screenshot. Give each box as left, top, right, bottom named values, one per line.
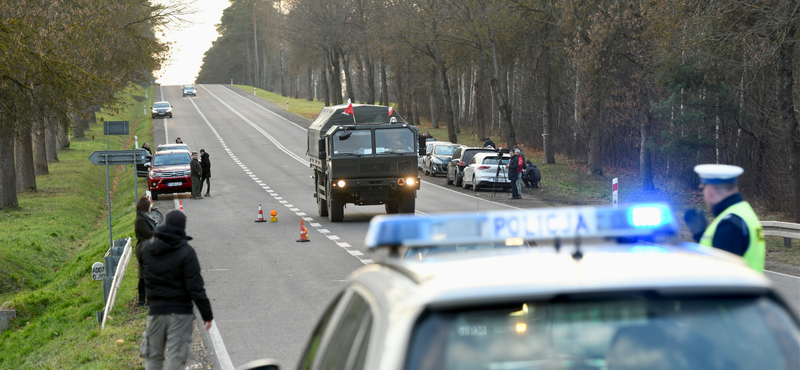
left=255, top=204, right=267, bottom=222
left=270, top=210, right=277, bottom=222
left=179, top=201, right=184, bottom=212
left=296, top=219, right=310, bottom=242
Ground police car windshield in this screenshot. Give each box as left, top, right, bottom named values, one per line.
left=406, top=296, right=799, bottom=370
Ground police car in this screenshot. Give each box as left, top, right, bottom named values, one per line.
left=238, top=204, right=800, bottom=370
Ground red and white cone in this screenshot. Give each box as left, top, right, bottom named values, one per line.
left=179, top=201, right=184, bottom=212
left=296, top=219, right=310, bottom=242
left=255, top=204, right=267, bottom=222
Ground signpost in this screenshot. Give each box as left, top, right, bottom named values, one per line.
left=612, top=178, right=619, bottom=208
left=88, top=149, right=150, bottom=249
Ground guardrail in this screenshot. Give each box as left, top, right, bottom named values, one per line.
left=99, top=237, right=133, bottom=330
left=761, top=221, right=800, bottom=248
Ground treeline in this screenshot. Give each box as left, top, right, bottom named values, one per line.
left=0, top=0, right=189, bottom=210
left=196, top=0, right=799, bottom=219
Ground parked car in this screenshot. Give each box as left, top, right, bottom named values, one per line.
left=446, top=146, right=497, bottom=187
left=462, top=152, right=512, bottom=191
left=182, top=86, right=196, bottom=97
left=423, top=142, right=460, bottom=177
left=418, top=141, right=442, bottom=171
left=236, top=204, right=800, bottom=370
left=151, top=101, right=173, bottom=118
left=148, top=150, right=192, bottom=200
left=156, top=143, right=189, bottom=152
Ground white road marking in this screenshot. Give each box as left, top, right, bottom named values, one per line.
left=209, top=321, right=235, bottom=370
left=318, top=229, right=330, bottom=234
left=349, top=250, right=364, bottom=256
left=360, top=259, right=374, bottom=264
left=337, top=242, right=351, bottom=248
left=765, top=270, right=800, bottom=280
left=327, top=235, right=340, bottom=240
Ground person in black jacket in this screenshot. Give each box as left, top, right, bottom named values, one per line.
left=190, top=151, right=203, bottom=200
left=483, top=137, right=495, bottom=148
left=199, top=149, right=211, bottom=197
left=522, top=161, right=541, bottom=189
left=134, top=197, right=156, bottom=307
left=506, top=151, right=520, bottom=199
left=140, top=211, right=213, bottom=370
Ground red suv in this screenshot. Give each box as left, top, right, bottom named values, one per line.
left=148, top=150, right=192, bottom=200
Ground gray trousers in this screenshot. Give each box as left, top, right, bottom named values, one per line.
left=191, top=176, right=201, bottom=198
left=140, top=314, right=194, bottom=370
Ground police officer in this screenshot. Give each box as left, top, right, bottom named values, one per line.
left=684, top=164, right=765, bottom=272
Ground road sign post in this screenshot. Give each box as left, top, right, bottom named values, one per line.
left=612, top=178, right=619, bottom=208
left=88, top=149, right=150, bottom=248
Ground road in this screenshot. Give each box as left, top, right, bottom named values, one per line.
left=152, top=84, right=800, bottom=370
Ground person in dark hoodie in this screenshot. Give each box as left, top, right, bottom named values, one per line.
left=199, top=149, right=211, bottom=197
left=134, top=197, right=156, bottom=307
left=140, top=210, right=213, bottom=370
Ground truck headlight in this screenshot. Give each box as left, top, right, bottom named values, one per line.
left=337, top=180, right=346, bottom=188
left=406, top=178, right=415, bottom=185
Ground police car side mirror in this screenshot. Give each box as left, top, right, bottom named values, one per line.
left=235, top=359, right=280, bottom=370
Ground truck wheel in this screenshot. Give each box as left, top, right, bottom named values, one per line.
left=328, top=194, right=344, bottom=222
left=151, top=192, right=159, bottom=200
left=385, top=201, right=399, bottom=214
left=316, top=174, right=328, bottom=217
left=399, top=195, right=415, bottom=214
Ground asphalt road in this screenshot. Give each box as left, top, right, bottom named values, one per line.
left=151, top=84, right=800, bottom=369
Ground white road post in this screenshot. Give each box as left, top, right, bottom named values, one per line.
left=253, top=87, right=256, bottom=96
left=143, top=105, right=146, bottom=116
left=286, top=101, right=289, bottom=111
left=612, top=178, right=619, bottom=208
left=134, top=136, right=138, bottom=149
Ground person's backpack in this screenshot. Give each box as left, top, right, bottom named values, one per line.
left=532, top=165, right=541, bottom=182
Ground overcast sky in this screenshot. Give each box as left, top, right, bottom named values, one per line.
left=155, top=0, right=230, bottom=86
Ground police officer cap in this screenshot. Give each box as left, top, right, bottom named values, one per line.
left=694, top=164, right=743, bottom=184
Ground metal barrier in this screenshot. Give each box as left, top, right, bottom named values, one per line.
left=761, top=221, right=800, bottom=248
left=99, top=237, right=133, bottom=330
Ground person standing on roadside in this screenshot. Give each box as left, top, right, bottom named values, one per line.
left=141, top=143, right=152, bottom=155
left=175, top=137, right=183, bottom=144
left=506, top=151, right=520, bottom=199
left=515, top=149, right=524, bottom=195
left=134, top=197, right=156, bottom=307
left=140, top=210, right=214, bottom=370
left=190, top=152, right=203, bottom=200
left=199, top=149, right=211, bottom=197
left=684, top=164, right=765, bottom=272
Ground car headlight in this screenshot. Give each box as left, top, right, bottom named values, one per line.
left=151, top=172, right=162, bottom=178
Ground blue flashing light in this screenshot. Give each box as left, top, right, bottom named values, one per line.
left=365, top=203, right=678, bottom=250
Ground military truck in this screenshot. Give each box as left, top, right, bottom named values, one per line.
left=308, top=104, right=424, bottom=222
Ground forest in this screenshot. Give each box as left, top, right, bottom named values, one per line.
left=0, top=0, right=189, bottom=210
left=197, top=0, right=799, bottom=219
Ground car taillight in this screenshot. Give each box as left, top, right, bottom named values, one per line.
left=478, top=166, right=491, bottom=170
left=460, top=161, right=466, bottom=166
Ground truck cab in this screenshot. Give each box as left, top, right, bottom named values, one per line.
left=308, top=104, right=423, bottom=222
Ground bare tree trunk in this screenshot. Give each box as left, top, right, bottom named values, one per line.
left=253, top=3, right=259, bottom=89
left=475, top=62, right=486, bottom=141
left=433, top=42, right=457, bottom=143
left=0, top=119, right=18, bottom=209
left=485, top=27, right=515, bottom=148
left=33, top=120, right=48, bottom=175
left=15, top=130, right=36, bottom=192
left=307, top=67, right=313, bottom=101
left=430, top=66, right=439, bottom=129
left=341, top=50, right=355, bottom=103
left=779, top=31, right=800, bottom=221
left=640, top=103, right=654, bottom=190
left=365, top=54, right=375, bottom=104
left=330, top=49, right=343, bottom=104
left=246, top=40, right=253, bottom=87
left=405, top=58, right=414, bottom=124
left=57, top=119, right=69, bottom=149
left=450, top=73, right=460, bottom=134
left=46, top=118, right=58, bottom=162
left=380, top=53, right=389, bottom=106
left=73, top=113, right=85, bottom=138
left=395, top=64, right=405, bottom=115
left=541, top=45, right=555, bottom=164
left=586, top=102, right=603, bottom=175
left=354, top=50, right=366, bottom=103
left=321, top=55, right=330, bottom=106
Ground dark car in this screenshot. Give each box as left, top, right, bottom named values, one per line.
left=151, top=101, right=172, bottom=119
left=148, top=150, right=192, bottom=200
left=446, top=146, right=497, bottom=187
left=423, top=142, right=460, bottom=177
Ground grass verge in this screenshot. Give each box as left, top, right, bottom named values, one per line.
left=0, top=84, right=155, bottom=369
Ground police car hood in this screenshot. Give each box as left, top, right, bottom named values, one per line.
left=396, top=245, right=772, bottom=309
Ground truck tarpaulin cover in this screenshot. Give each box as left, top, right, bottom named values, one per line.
left=307, top=104, right=406, bottom=157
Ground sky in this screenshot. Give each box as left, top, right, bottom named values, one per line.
left=155, top=0, right=230, bottom=86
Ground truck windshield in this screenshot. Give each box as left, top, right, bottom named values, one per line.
left=153, top=153, right=191, bottom=166
left=406, top=296, right=800, bottom=370
left=375, top=129, right=415, bottom=154
left=333, top=130, right=372, bottom=156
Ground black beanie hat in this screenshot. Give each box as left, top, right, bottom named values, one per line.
left=165, top=210, right=186, bottom=230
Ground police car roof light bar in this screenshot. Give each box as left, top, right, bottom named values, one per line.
left=365, top=203, right=678, bottom=250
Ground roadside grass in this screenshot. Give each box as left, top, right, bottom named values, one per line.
left=234, top=84, right=326, bottom=122
left=0, top=84, right=154, bottom=369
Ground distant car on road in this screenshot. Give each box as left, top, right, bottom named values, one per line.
left=156, top=143, right=189, bottom=152
left=148, top=150, right=192, bottom=200
left=423, top=142, right=460, bottom=177
left=182, top=86, right=196, bottom=97
left=462, top=151, right=512, bottom=191
left=447, top=146, right=497, bottom=187
left=151, top=101, right=173, bottom=119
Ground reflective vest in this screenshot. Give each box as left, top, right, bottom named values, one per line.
left=700, top=201, right=765, bottom=272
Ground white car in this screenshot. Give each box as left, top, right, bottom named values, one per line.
left=462, top=152, right=512, bottom=191
left=238, top=204, right=800, bottom=370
